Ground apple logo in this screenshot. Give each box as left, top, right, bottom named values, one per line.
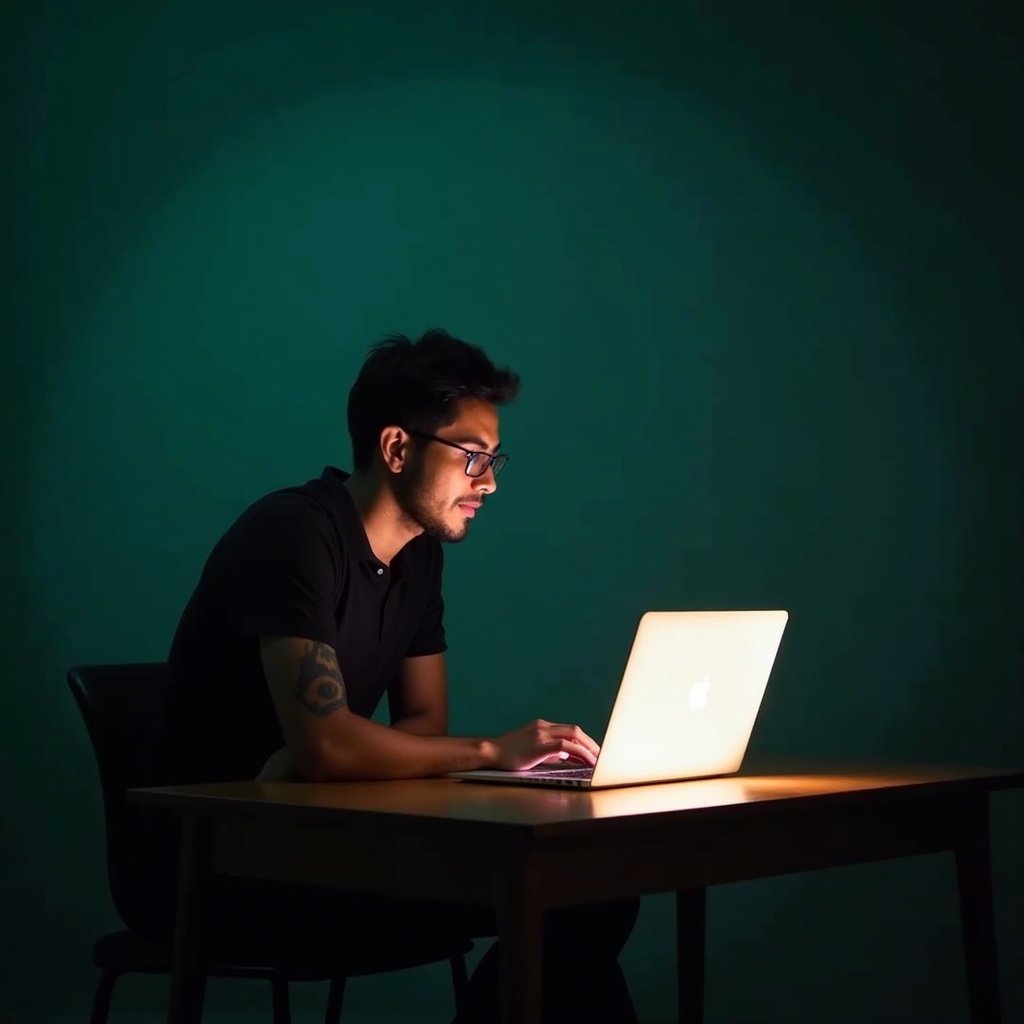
left=688, top=672, right=711, bottom=711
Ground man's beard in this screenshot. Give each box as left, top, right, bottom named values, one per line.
left=393, top=466, right=471, bottom=543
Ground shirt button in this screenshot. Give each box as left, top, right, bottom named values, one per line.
left=377, top=568, right=384, bottom=575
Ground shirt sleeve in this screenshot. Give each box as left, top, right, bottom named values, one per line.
left=404, top=541, right=447, bottom=658
left=224, top=508, right=340, bottom=646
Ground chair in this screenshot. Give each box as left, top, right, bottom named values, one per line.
left=68, top=662, right=471, bottom=1024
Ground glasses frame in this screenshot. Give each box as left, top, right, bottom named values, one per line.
left=406, top=430, right=509, bottom=478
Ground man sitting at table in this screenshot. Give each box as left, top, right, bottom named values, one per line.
left=161, top=328, right=639, bottom=1023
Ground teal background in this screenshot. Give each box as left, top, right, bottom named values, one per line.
left=4, top=2, right=1022, bottom=1022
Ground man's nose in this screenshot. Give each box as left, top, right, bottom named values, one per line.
left=472, top=466, right=497, bottom=495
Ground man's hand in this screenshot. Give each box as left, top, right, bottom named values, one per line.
left=487, top=719, right=600, bottom=771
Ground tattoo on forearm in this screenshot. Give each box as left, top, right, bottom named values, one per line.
left=295, top=642, right=348, bottom=717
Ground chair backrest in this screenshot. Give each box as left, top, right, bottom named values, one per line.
left=68, top=663, right=179, bottom=931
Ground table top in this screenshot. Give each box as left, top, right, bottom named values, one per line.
left=129, top=760, right=1024, bottom=837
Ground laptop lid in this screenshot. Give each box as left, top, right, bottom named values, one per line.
left=452, top=609, right=788, bottom=789
left=588, top=609, right=788, bottom=787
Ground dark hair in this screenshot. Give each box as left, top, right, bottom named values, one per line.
left=347, top=328, right=521, bottom=472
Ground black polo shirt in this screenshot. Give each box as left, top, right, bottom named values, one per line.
left=164, top=467, right=447, bottom=783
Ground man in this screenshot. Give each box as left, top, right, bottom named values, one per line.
left=164, top=329, right=638, bottom=1022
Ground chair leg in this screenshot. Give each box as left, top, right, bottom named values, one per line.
left=450, top=953, right=470, bottom=1017
left=271, top=976, right=292, bottom=1024
left=89, top=968, right=121, bottom=1024
left=324, top=976, right=347, bottom=1024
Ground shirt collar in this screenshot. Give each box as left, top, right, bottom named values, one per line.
left=319, top=466, right=412, bottom=580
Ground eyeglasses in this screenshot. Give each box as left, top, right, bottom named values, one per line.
left=407, top=431, right=509, bottom=478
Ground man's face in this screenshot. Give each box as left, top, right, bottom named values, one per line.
left=393, top=398, right=502, bottom=543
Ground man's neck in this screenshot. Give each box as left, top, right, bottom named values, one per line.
left=343, top=471, right=421, bottom=566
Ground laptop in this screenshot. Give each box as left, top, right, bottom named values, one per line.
left=451, top=609, right=788, bottom=790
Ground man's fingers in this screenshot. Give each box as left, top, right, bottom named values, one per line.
left=546, top=724, right=601, bottom=757
left=499, top=720, right=601, bottom=770
left=540, top=737, right=597, bottom=766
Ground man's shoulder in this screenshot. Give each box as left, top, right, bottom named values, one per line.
left=240, top=467, right=352, bottom=530
left=238, top=478, right=334, bottom=527
left=212, top=473, right=346, bottom=566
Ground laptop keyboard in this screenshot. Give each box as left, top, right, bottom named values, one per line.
left=528, top=766, right=594, bottom=780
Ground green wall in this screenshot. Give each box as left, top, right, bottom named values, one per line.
left=5, top=2, right=1022, bottom=1021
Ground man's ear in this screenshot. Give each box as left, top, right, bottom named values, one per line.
left=379, top=426, right=410, bottom=475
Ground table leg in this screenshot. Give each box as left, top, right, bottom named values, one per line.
left=497, top=864, right=544, bottom=1024
left=955, top=798, right=1001, bottom=1024
left=676, top=886, right=707, bottom=1024
left=167, top=814, right=209, bottom=1024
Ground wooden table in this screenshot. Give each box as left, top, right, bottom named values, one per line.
left=130, top=761, right=1023, bottom=1024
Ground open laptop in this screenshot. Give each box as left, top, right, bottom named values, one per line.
left=451, top=610, right=788, bottom=790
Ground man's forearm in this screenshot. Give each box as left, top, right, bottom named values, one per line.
left=298, top=710, right=497, bottom=781
left=260, top=638, right=594, bottom=780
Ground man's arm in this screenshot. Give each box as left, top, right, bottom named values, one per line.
left=259, top=635, right=599, bottom=781
left=388, top=653, right=448, bottom=736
